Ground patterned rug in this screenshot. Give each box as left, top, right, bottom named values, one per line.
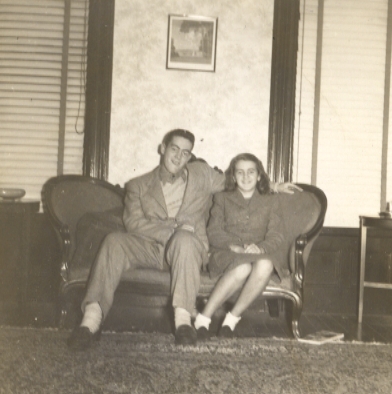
left=1, top=326, right=392, bottom=394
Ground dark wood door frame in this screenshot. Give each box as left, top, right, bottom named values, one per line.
left=83, top=0, right=115, bottom=179
left=267, top=0, right=300, bottom=183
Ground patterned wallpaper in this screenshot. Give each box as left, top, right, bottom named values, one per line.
left=109, top=0, right=274, bottom=185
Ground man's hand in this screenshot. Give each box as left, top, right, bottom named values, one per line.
left=275, top=182, right=303, bottom=195
left=229, top=244, right=245, bottom=253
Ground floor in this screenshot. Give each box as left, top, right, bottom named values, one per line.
left=237, top=312, right=392, bottom=344
left=92, top=304, right=392, bottom=344
left=2, top=301, right=392, bottom=344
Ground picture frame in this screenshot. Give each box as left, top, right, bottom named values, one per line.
left=166, top=14, right=218, bottom=72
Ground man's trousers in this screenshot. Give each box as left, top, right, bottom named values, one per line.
left=81, top=230, right=208, bottom=319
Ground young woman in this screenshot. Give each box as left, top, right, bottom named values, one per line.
left=194, top=153, right=285, bottom=338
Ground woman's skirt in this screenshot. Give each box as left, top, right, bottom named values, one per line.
left=208, top=248, right=288, bottom=282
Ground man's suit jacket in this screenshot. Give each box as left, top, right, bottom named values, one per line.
left=123, top=161, right=225, bottom=251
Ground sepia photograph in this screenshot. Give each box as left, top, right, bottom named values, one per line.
left=1, top=0, right=392, bottom=392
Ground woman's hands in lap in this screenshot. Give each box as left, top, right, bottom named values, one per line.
left=229, top=244, right=264, bottom=254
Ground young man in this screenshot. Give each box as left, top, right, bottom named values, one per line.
left=67, top=129, right=299, bottom=350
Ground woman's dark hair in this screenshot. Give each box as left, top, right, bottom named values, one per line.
left=162, top=129, right=195, bottom=150
left=225, top=153, right=270, bottom=195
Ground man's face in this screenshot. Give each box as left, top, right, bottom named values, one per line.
left=160, top=136, right=193, bottom=174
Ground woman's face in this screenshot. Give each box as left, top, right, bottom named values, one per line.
left=233, top=160, right=260, bottom=197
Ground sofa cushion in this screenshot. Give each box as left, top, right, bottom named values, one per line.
left=117, top=268, right=290, bottom=296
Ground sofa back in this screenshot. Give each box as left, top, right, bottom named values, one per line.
left=274, top=184, right=327, bottom=274
left=43, top=175, right=327, bottom=284
left=43, top=175, right=125, bottom=261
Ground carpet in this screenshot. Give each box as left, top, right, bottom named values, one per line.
left=1, top=327, right=392, bottom=394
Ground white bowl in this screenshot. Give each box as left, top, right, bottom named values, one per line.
left=0, top=188, right=26, bottom=201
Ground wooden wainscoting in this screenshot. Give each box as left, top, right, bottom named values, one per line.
left=304, top=226, right=392, bottom=316
left=0, top=211, right=60, bottom=326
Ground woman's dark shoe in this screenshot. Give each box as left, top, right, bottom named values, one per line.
left=218, top=325, right=235, bottom=338
left=67, top=326, right=101, bottom=351
left=196, top=326, right=211, bottom=341
left=175, top=324, right=197, bottom=346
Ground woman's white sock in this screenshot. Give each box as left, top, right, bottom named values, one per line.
left=222, top=311, right=241, bottom=331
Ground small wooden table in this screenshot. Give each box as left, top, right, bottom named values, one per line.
left=358, top=215, right=392, bottom=323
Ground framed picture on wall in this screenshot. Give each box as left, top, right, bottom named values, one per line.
left=166, top=14, right=218, bottom=72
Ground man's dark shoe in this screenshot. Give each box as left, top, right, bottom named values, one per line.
left=175, top=324, right=197, bottom=346
left=218, top=325, right=235, bottom=338
left=196, top=326, right=211, bottom=341
left=67, top=326, right=101, bottom=351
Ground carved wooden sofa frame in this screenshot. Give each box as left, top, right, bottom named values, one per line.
left=43, top=174, right=327, bottom=339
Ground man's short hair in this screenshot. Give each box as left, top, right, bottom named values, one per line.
left=162, top=129, right=195, bottom=150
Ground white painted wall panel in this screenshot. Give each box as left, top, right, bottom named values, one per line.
left=293, top=0, right=319, bottom=184
left=317, top=0, right=387, bottom=227
left=109, top=0, right=274, bottom=186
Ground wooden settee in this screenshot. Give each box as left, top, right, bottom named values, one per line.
left=42, top=174, right=327, bottom=339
